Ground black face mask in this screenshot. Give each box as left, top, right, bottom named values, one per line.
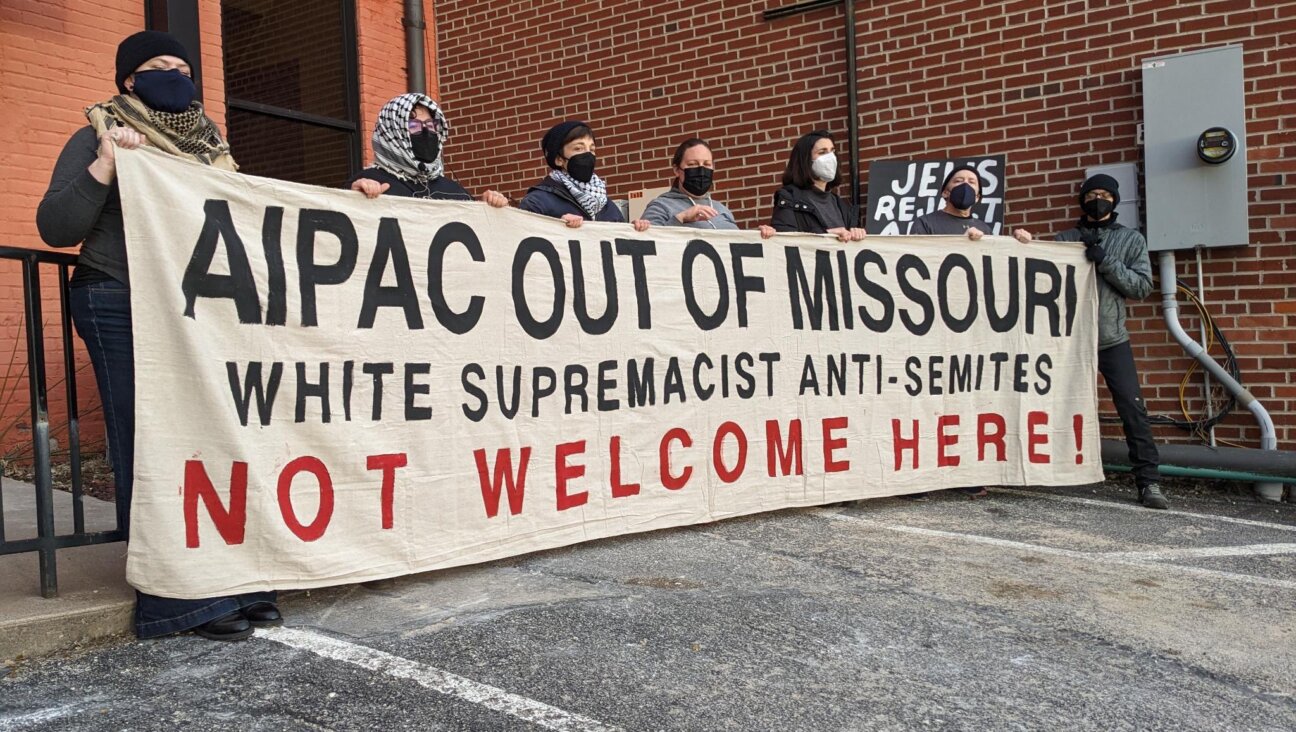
left=948, top=183, right=977, bottom=211
left=410, top=131, right=441, bottom=164
left=131, top=69, right=196, bottom=113
left=565, top=152, right=596, bottom=183
left=1082, top=198, right=1115, bottom=220
left=681, top=167, right=713, bottom=196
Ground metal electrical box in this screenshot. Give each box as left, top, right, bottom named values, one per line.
left=1141, top=45, right=1249, bottom=251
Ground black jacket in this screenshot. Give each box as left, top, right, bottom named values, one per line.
left=517, top=177, right=625, bottom=222
left=769, top=184, right=857, bottom=234
left=348, top=167, right=473, bottom=200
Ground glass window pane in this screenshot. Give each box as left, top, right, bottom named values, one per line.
left=227, top=110, right=354, bottom=189
left=222, top=0, right=351, bottom=119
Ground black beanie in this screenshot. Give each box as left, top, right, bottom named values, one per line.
left=116, top=31, right=191, bottom=93
left=1079, top=173, right=1120, bottom=208
left=940, top=162, right=985, bottom=198
left=541, top=120, right=592, bottom=168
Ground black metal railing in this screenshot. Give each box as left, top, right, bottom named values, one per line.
left=0, top=246, right=124, bottom=598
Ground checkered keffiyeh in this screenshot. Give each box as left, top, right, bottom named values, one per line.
left=548, top=170, right=608, bottom=218
left=372, top=93, right=447, bottom=184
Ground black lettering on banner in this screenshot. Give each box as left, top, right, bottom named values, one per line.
left=663, top=358, right=686, bottom=404
left=514, top=237, right=566, bottom=340
left=853, top=250, right=895, bottom=331
left=532, top=366, right=557, bottom=418
left=297, top=209, right=359, bottom=327
left=226, top=361, right=282, bottom=426
left=427, top=222, right=486, bottom=334
left=564, top=364, right=589, bottom=413
left=905, top=356, right=922, bottom=396
left=405, top=363, right=433, bottom=420
left=495, top=366, right=521, bottom=419
left=359, top=218, right=424, bottom=329
left=937, top=254, right=978, bottom=333
left=896, top=254, right=934, bottom=335
left=835, top=250, right=854, bottom=329
left=570, top=240, right=618, bottom=335
left=693, top=353, right=715, bottom=401
left=182, top=199, right=262, bottom=323
left=799, top=355, right=820, bottom=395
left=628, top=358, right=656, bottom=407
left=363, top=362, right=394, bottom=420
left=342, top=360, right=354, bottom=421
left=729, top=243, right=765, bottom=328
left=683, top=239, right=729, bottom=330
left=615, top=238, right=656, bottom=329
left=785, top=247, right=839, bottom=331
left=262, top=206, right=287, bottom=326
left=1035, top=354, right=1053, bottom=395
left=597, top=359, right=619, bottom=411
left=461, top=363, right=486, bottom=422
left=1064, top=264, right=1078, bottom=336
left=295, top=362, right=331, bottom=423
left=735, top=352, right=756, bottom=398
left=983, top=254, right=1019, bottom=333
left=1026, top=258, right=1062, bottom=337
left=949, top=354, right=972, bottom=392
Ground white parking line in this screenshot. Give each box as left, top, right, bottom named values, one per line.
left=1103, top=543, right=1296, bottom=561
left=816, top=510, right=1296, bottom=592
left=990, top=487, right=1296, bottom=533
left=260, top=627, right=621, bottom=732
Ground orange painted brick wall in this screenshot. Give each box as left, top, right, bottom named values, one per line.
left=0, top=0, right=430, bottom=460
left=433, top=0, right=1296, bottom=451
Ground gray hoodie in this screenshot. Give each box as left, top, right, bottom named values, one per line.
left=641, top=188, right=739, bottom=229
left=1055, top=223, right=1154, bottom=350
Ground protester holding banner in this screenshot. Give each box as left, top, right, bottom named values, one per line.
left=518, top=120, right=650, bottom=231
left=768, top=130, right=865, bottom=242
left=642, top=137, right=776, bottom=237
left=349, top=94, right=508, bottom=207
left=36, top=30, right=280, bottom=641
left=911, top=163, right=1032, bottom=244
left=1050, top=174, right=1167, bottom=509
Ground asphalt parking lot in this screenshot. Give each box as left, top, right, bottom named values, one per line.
left=2, top=481, right=1294, bottom=731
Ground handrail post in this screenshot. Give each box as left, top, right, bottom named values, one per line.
left=21, top=255, right=59, bottom=597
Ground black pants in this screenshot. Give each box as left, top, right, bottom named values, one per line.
left=1098, top=340, right=1160, bottom=487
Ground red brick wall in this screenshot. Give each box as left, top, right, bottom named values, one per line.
left=357, top=0, right=438, bottom=166
left=433, top=0, right=1296, bottom=450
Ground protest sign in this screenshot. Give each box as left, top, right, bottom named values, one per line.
left=866, top=156, right=1006, bottom=235
left=117, top=147, right=1099, bottom=598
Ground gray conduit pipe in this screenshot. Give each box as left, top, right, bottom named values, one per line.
left=1158, top=251, right=1285, bottom=501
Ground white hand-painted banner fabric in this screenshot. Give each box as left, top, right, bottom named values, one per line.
left=116, top=147, right=1102, bottom=598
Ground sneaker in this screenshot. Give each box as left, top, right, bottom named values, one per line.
left=1138, top=483, right=1169, bottom=510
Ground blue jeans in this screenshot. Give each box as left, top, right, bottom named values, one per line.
left=69, top=280, right=274, bottom=638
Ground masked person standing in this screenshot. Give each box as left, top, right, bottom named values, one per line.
left=911, top=162, right=1032, bottom=243
left=37, top=30, right=280, bottom=641
left=1053, top=174, right=1167, bottom=509
left=350, top=94, right=507, bottom=207
left=518, top=120, right=649, bottom=231
left=769, top=130, right=865, bottom=242
left=642, top=137, right=775, bottom=237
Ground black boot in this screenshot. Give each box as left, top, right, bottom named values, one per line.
left=1138, top=482, right=1169, bottom=510
left=242, top=601, right=283, bottom=628
left=194, top=611, right=253, bottom=641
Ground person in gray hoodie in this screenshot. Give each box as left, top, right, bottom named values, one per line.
left=1054, top=174, right=1167, bottom=510
left=642, top=138, right=775, bottom=237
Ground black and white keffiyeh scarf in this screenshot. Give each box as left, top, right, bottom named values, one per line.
left=549, top=170, right=608, bottom=218
left=371, top=93, right=447, bottom=184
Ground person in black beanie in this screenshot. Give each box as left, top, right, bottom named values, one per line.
left=1053, top=173, right=1167, bottom=509
left=518, top=120, right=649, bottom=231
left=38, top=29, right=282, bottom=641
left=910, top=162, right=1033, bottom=243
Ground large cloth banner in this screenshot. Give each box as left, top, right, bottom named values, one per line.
left=117, top=148, right=1102, bottom=598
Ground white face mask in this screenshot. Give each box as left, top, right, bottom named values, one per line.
left=811, top=151, right=837, bottom=182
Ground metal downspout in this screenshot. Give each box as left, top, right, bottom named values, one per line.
left=404, top=0, right=427, bottom=94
